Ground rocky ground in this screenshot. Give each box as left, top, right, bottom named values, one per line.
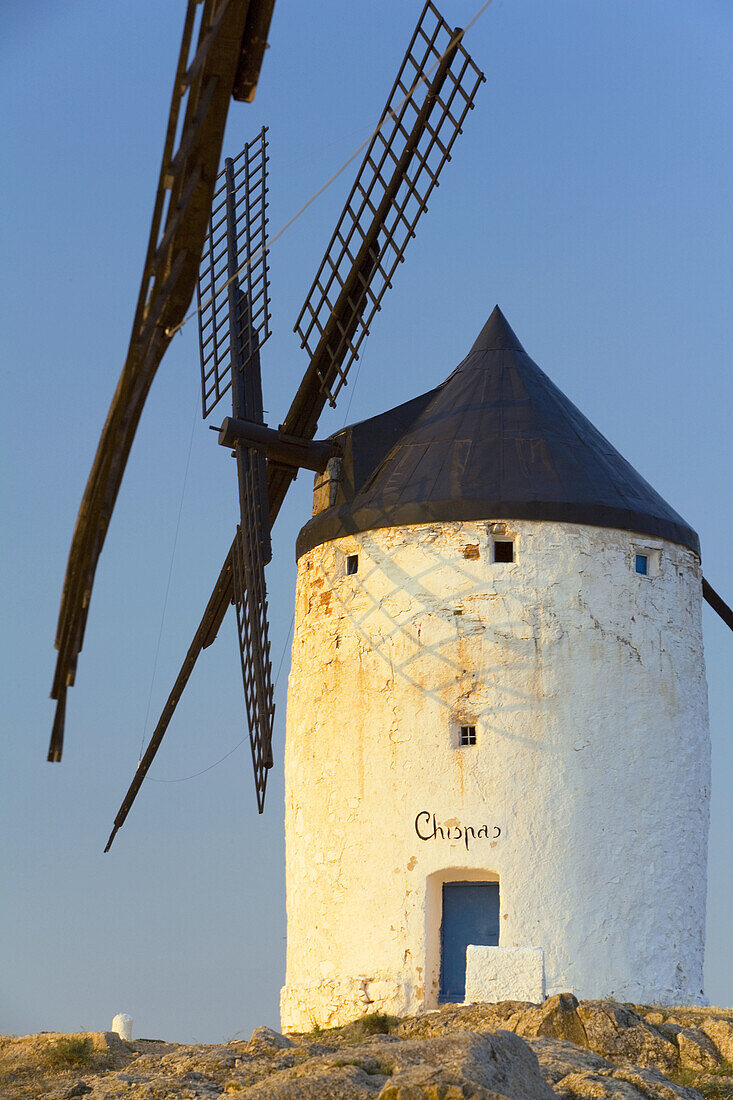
left=2, top=995, right=732, bottom=1099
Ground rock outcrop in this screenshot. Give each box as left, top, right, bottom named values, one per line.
left=2, top=999, right=731, bottom=1099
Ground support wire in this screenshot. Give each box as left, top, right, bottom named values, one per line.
left=138, top=393, right=199, bottom=763
left=148, top=610, right=295, bottom=783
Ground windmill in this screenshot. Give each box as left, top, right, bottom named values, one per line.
left=48, top=0, right=733, bottom=1027
left=47, top=3, right=486, bottom=847
left=276, top=295, right=733, bottom=1023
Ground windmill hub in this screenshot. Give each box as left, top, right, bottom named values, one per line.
left=217, top=417, right=341, bottom=473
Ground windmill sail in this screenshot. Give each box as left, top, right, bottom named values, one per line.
left=293, top=0, right=485, bottom=413
left=106, top=139, right=276, bottom=849
left=221, top=141, right=276, bottom=810
left=48, top=0, right=274, bottom=762
left=231, top=375, right=275, bottom=810
left=232, top=517, right=274, bottom=810
left=105, top=3, right=486, bottom=847
left=198, top=130, right=271, bottom=419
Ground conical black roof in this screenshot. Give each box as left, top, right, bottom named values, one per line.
left=296, top=307, right=699, bottom=557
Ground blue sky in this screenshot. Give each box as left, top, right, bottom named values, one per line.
left=2, top=0, right=731, bottom=1041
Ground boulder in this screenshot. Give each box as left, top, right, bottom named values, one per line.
left=647, top=1019, right=722, bottom=1071
left=605, top=1065, right=704, bottom=1100
left=515, top=994, right=587, bottom=1046
left=395, top=1003, right=534, bottom=1040
left=377, top=1064, right=516, bottom=1098
left=699, top=1016, right=733, bottom=1062
left=527, top=1037, right=616, bottom=1084
left=247, top=1026, right=295, bottom=1056
left=576, top=1002, right=678, bottom=1072
left=653, top=1022, right=684, bottom=1045
left=555, top=1066, right=702, bottom=1099
left=237, top=1062, right=383, bottom=1097
left=673, top=1027, right=721, bottom=1071
left=526, top=1036, right=700, bottom=1097
left=382, top=1030, right=555, bottom=1100
left=552, top=1072, right=648, bottom=1098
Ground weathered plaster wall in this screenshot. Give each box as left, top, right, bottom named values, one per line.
left=281, top=520, right=710, bottom=1031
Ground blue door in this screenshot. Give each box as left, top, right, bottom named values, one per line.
left=439, top=881, right=500, bottom=1002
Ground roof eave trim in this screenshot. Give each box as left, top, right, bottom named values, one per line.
left=296, top=499, right=701, bottom=559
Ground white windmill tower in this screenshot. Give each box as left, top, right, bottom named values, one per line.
left=280, top=306, right=713, bottom=1029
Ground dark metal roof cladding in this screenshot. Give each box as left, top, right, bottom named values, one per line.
left=297, top=306, right=700, bottom=558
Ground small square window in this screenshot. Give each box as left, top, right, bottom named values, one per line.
left=494, top=540, right=514, bottom=563
left=346, top=554, right=359, bottom=575
left=459, top=724, right=477, bottom=746
left=635, top=554, right=648, bottom=575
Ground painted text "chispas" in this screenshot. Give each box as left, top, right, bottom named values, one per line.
left=414, top=811, right=501, bottom=850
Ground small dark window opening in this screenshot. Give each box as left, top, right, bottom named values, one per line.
left=459, top=724, right=477, bottom=746
left=494, top=540, right=514, bottom=563
left=346, top=554, right=359, bottom=575
left=635, top=554, right=648, bottom=575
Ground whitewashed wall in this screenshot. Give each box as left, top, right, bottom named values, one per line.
left=281, top=519, right=710, bottom=1031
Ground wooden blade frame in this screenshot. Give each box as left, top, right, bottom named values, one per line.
left=293, top=0, right=484, bottom=411
left=48, top=0, right=274, bottom=763
left=222, top=146, right=276, bottom=812
left=232, top=517, right=274, bottom=812
left=197, top=129, right=271, bottom=419
left=106, top=146, right=275, bottom=849
left=105, top=3, right=485, bottom=847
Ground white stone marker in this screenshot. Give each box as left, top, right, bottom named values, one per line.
left=111, top=1013, right=133, bottom=1041
left=465, top=946, right=545, bottom=1004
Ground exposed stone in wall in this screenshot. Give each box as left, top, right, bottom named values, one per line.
left=282, top=519, right=710, bottom=1031
left=281, top=974, right=415, bottom=1032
